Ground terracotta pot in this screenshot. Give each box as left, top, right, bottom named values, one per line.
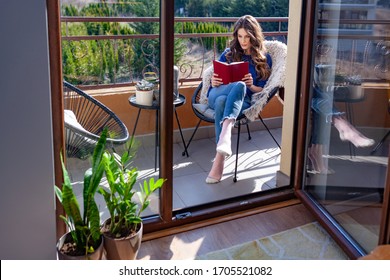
left=102, top=220, right=143, bottom=260
left=56, top=232, right=104, bottom=260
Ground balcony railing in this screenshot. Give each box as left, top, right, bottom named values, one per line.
left=61, top=15, right=390, bottom=91
left=60, top=16, right=288, bottom=89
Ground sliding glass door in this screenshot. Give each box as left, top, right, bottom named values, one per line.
left=295, top=0, right=390, bottom=257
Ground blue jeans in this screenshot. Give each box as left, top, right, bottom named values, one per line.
left=208, top=82, right=251, bottom=143
left=311, top=86, right=344, bottom=144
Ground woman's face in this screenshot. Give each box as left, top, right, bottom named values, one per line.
left=237, top=28, right=251, bottom=54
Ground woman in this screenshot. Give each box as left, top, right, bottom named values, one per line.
left=206, top=15, right=272, bottom=183
left=308, top=64, right=374, bottom=174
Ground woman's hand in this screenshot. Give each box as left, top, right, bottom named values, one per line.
left=211, top=73, right=223, bottom=87
left=242, top=73, right=253, bottom=88
left=243, top=73, right=261, bottom=92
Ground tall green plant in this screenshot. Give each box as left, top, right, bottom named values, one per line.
left=55, top=128, right=108, bottom=256
left=99, top=139, right=165, bottom=237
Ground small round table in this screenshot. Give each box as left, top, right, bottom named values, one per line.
left=128, top=94, right=189, bottom=171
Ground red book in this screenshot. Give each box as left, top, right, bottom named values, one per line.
left=213, top=60, right=249, bottom=84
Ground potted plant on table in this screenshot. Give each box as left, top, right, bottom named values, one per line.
left=54, top=129, right=108, bottom=260
left=334, top=73, right=363, bottom=101
left=143, top=71, right=160, bottom=101
left=135, top=79, right=155, bottom=106
left=99, top=140, right=166, bottom=260
left=345, top=74, right=363, bottom=100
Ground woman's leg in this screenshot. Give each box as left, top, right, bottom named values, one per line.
left=216, top=119, right=235, bottom=157
left=309, top=90, right=333, bottom=174
left=308, top=144, right=333, bottom=174
left=212, top=95, right=227, bottom=144
left=216, top=82, right=248, bottom=156
left=206, top=153, right=225, bottom=183
left=207, top=82, right=249, bottom=183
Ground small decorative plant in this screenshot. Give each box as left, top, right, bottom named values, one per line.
left=55, top=128, right=107, bottom=257
left=345, top=74, right=362, bottom=86
left=136, top=79, right=155, bottom=92
left=135, top=79, right=155, bottom=105
left=334, top=73, right=362, bottom=86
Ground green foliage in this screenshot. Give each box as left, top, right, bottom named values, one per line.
left=181, top=21, right=230, bottom=52
left=60, top=0, right=289, bottom=84
left=61, top=0, right=160, bottom=85
left=55, top=128, right=108, bottom=256
left=99, top=139, right=166, bottom=237
left=136, top=79, right=155, bottom=91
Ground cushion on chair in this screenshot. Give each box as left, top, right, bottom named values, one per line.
left=192, top=103, right=215, bottom=119
left=64, top=109, right=86, bottom=132
left=64, top=110, right=96, bottom=145
left=199, top=66, right=214, bottom=105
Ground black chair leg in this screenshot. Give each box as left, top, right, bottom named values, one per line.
left=182, top=119, right=202, bottom=156
left=246, top=123, right=252, bottom=140
left=371, top=130, right=390, bottom=155
left=175, top=110, right=189, bottom=157
left=259, top=115, right=281, bottom=149
left=233, top=122, right=241, bottom=182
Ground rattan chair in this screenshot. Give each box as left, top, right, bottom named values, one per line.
left=63, top=81, right=129, bottom=159
left=186, top=40, right=287, bottom=182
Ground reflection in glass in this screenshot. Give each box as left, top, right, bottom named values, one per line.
left=303, top=0, right=390, bottom=253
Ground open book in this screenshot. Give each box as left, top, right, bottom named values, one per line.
left=213, top=60, right=249, bottom=84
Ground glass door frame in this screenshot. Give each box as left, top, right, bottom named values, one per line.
left=293, top=0, right=390, bottom=259
left=146, top=1, right=296, bottom=235
left=49, top=0, right=296, bottom=239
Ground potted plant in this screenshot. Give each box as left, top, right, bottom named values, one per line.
left=143, top=71, right=160, bottom=101
left=135, top=79, right=155, bottom=106
left=345, top=74, right=364, bottom=100
left=99, top=140, right=165, bottom=260
left=334, top=73, right=363, bottom=101
left=54, top=128, right=108, bottom=260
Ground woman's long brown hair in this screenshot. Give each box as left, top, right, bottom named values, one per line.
left=226, top=15, right=271, bottom=80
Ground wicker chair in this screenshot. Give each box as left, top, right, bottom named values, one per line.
left=186, top=40, right=287, bottom=182
left=63, top=81, right=129, bottom=159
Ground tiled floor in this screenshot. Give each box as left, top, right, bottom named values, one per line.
left=65, top=124, right=388, bottom=254
left=65, top=126, right=282, bottom=221
left=197, top=222, right=349, bottom=260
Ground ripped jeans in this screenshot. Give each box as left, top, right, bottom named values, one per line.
left=311, top=86, right=344, bottom=145
left=208, top=81, right=251, bottom=143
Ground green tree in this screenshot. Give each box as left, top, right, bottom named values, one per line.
left=186, top=0, right=206, bottom=17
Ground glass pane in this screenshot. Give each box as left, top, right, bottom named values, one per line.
left=303, top=0, right=390, bottom=253
left=60, top=0, right=162, bottom=220
left=171, top=2, right=289, bottom=210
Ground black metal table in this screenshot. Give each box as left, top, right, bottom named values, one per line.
left=128, top=94, right=189, bottom=171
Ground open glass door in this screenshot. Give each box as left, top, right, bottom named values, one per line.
left=295, top=0, right=390, bottom=258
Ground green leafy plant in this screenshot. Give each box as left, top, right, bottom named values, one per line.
left=345, top=75, right=362, bottom=86
left=55, top=128, right=107, bottom=256
left=99, top=139, right=165, bottom=238
left=135, top=79, right=155, bottom=91
left=334, top=73, right=362, bottom=86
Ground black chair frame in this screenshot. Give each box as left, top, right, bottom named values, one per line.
left=63, top=81, right=129, bottom=158
left=185, top=82, right=282, bottom=182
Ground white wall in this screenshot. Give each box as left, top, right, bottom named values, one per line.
left=279, top=0, right=303, bottom=177
left=0, top=0, right=57, bottom=259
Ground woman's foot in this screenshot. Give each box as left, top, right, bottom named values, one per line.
left=216, top=119, right=234, bottom=157
left=205, top=176, right=221, bottom=184
left=307, top=144, right=334, bottom=175
left=333, top=117, right=375, bottom=148
left=206, top=153, right=224, bottom=184
left=216, top=140, right=232, bottom=157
